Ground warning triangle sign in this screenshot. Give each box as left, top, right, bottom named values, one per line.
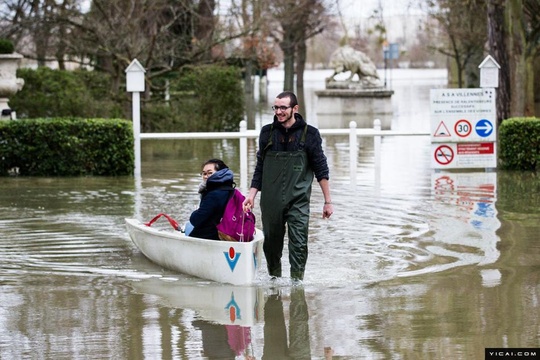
left=434, top=121, right=451, bottom=137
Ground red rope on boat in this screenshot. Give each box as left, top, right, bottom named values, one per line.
left=144, top=213, right=181, bottom=231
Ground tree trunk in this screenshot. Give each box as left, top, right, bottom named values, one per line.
left=487, top=0, right=510, bottom=124
left=507, top=0, right=535, bottom=117
left=296, top=39, right=307, bottom=115
left=195, top=0, right=216, bottom=61
left=244, top=59, right=256, bottom=129
left=535, top=56, right=540, bottom=116
left=281, top=36, right=295, bottom=92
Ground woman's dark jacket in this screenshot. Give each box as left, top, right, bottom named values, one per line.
left=250, top=113, right=330, bottom=190
left=189, top=168, right=234, bottom=240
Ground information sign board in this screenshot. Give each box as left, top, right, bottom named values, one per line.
left=430, top=88, right=496, bottom=143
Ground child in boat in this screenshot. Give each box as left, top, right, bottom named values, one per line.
left=185, top=159, right=234, bottom=240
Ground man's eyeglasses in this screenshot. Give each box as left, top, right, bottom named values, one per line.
left=272, top=105, right=292, bottom=112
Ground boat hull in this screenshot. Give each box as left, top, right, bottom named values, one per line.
left=125, top=218, right=264, bottom=285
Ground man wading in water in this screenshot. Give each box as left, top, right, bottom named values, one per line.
left=243, top=91, right=333, bottom=282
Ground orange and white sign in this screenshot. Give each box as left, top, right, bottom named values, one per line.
left=431, top=142, right=497, bottom=169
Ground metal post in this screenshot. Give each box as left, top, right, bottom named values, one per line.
left=239, top=120, right=248, bottom=191
left=349, top=121, right=357, bottom=183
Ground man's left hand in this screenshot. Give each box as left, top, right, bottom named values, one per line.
left=323, top=203, right=333, bottom=218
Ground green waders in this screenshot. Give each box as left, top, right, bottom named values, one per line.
left=261, top=143, right=313, bottom=281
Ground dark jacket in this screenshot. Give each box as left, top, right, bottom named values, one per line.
left=250, top=113, right=329, bottom=190
left=189, top=168, right=234, bottom=240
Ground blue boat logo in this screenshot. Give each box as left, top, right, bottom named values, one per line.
left=224, top=246, right=241, bottom=272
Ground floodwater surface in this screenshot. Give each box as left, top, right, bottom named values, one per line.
left=0, top=69, right=539, bottom=359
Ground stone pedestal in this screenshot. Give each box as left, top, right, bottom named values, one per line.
left=315, top=87, right=394, bottom=129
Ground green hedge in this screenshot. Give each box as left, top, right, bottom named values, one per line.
left=499, top=117, right=540, bottom=171
left=0, top=118, right=133, bottom=176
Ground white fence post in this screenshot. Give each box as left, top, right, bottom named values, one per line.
left=349, top=121, right=357, bottom=183
left=374, top=119, right=382, bottom=170
left=125, top=59, right=146, bottom=177
left=132, top=92, right=141, bottom=176
left=239, top=121, right=248, bottom=190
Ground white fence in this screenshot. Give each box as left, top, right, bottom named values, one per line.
left=135, top=120, right=430, bottom=187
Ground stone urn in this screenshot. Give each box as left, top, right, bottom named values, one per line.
left=0, top=52, right=25, bottom=119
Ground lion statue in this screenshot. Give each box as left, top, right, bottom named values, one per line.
left=326, top=45, right=382, bottom=88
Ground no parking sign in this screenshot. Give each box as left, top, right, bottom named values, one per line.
left=431, top=142, right=497, bottom=169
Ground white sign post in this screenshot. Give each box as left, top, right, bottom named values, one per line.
left=125, top=59, right=146, bottom=176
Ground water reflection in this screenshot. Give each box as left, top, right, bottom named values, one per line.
left=263, top=287, right=311, bottom=360
left=130, top=279, right=262, bottom=358
left=397, top=171, right=501, bottom=277
left=129, top=278, right=316, bottom=359
left=193, top=321, right=251, bottom=359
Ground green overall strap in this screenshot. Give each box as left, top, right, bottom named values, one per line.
left=263, top=124, right=274, bottom=156
left=299, top=123, right=308, bottom=150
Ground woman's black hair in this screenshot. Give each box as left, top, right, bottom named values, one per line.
left=202, top=158, right=228, bottom=171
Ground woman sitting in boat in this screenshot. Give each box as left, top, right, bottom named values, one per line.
left=186, top=159, right=234, bottom=240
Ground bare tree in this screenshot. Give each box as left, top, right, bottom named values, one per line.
left=1, top=0, right=254, bottom=96
left=269, top=0, right=329, bottom=94
left=426, top=0, right=487, bottom=88
left=487, top=0, right=539, bottom=123
left=295, top=1, right=328, bottom=96
left=194, top=0, right=217, bottom=61
left=225, top=0, right=276, bottom=89
left=0, top=0, right=84, bottom=67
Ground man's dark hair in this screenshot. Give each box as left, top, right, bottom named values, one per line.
left=276, top=91, right=298, bottom=107
left=202, top=159, right=228, bottom=171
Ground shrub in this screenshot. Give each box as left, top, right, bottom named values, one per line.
left=147, top=64, right=245, bottom=132
left=9, top=65, right=245, bottom=132
left=0, top=39, right=14, bottom=54
left=9, top=68, right=123, bottom=119
left=499, top=117, right=540, bottom=171
left=0, top=118, right=133, bottom=176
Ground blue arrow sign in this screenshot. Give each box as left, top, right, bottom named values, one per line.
left=475, top=119, right=493, bottom=137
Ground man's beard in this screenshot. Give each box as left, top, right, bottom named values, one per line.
left=280, top=112, right=293, bottom=123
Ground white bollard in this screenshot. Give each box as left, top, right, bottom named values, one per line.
left=374, top=119, right=381, bottom=169
left=349, top=121, right=357, bottom=183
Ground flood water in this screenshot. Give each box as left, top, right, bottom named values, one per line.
left=1, top=69, right=539, bottom=359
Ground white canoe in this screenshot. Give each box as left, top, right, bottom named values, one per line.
left=125, top=218, right=264, bottom=285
